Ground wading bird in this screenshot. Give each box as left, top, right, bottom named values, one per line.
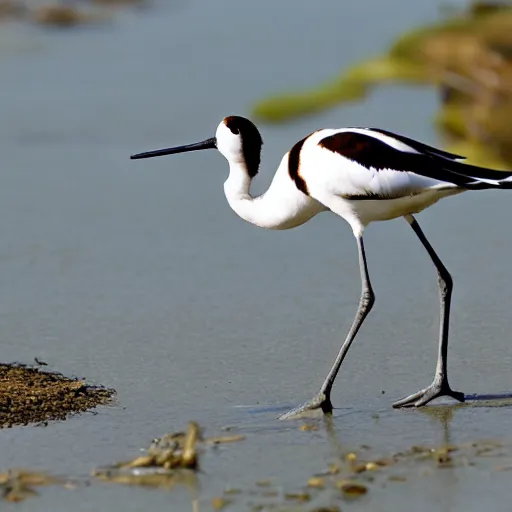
left=131, top=115, right=512, bottom=419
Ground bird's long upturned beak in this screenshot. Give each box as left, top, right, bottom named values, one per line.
left=130, top=137, right=217, bottom=160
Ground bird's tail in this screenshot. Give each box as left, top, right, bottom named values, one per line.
left=443, top=160, right=512, bottom=190
left=464, top=177, right=512, bottom=190
left=464, top=175, right=512, bottom=190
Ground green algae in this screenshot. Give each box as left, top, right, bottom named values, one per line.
left=252, top=2, right=512, bottom=169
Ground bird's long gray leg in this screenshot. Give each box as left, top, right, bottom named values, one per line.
left=393, top=214, right=465, bottom=408
left=279, top=236, right=375, bottom=420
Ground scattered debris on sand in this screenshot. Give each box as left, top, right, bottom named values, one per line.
left=0, top=419, right=511, bottom=508
left=0, top=470, right=63, bottom=502
left=0, top=362, right=115, bottom=428
left=216, top=436, right=512, bottom=510
left=93, top=422, right=245, bottom=487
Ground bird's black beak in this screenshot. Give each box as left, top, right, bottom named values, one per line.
left=130, top=137, right=217, bottom=160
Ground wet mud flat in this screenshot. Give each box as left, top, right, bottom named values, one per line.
left=1, top=418, right=512, bottom=509
left=0, top=362, right=115, bottom=427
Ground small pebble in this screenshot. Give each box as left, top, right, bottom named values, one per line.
left=307, top=477, right=325, bottom=488
left=336, top=480, right=368, bottom=497
left=346, top=453, right=357, bottom=463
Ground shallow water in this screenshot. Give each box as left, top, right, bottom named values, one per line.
left=1, top=1, right=512, bottom=510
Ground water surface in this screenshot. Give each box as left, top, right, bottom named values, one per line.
left=1, top=1, right=512, bottom=510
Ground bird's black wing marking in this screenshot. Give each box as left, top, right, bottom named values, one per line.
left=319, top=131, right=470, bottom=185
left=365, top=128, right=512, bottom=180
left=360, top=128, right=512, bottom=182
left=319, top=131, right=512, bottom=188
left=288, top=136, right=310, bottom=195
left=362, top=128, right=465, bottom=161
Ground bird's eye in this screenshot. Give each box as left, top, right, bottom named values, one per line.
left=224, top=116, right=243, bottom=135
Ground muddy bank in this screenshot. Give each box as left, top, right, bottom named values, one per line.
left=0, top=0, right=148, bottom=27
left=0, top=363, right=115, bottom=427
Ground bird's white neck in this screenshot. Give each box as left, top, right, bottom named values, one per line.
left=223, top=160, right=324, bottom=230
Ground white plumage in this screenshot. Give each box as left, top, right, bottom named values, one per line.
left=131, top=115, right=512, bottom=419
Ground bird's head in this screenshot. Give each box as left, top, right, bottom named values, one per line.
left=130, top=115, right=262, bottom=178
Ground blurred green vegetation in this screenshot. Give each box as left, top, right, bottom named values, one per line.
left=252, top=2, right=512, bottom=169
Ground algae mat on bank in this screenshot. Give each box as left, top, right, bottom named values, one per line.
left=252, top=2, right=512, bottom=169
left=0, top=363, right=115, bottom=427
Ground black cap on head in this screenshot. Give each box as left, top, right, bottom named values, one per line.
left=223, top=116, right=263, bottom=178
